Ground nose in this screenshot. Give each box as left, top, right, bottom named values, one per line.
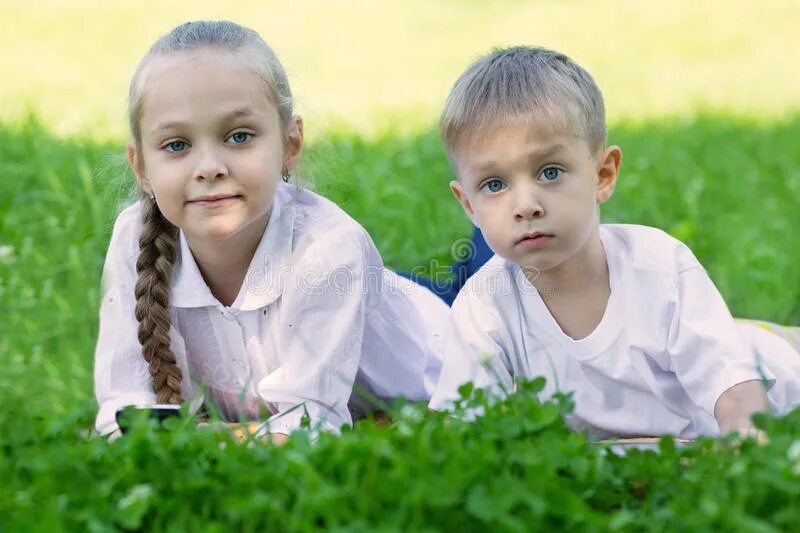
left=193, top=145, right=229, bottom=181
left=513, top=185, right=544, bottom=220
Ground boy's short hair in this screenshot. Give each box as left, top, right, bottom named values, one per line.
left=440, top=46, right=607, bottom=159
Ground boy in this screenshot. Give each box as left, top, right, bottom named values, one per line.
left=429, top=46, right=800, bottom=439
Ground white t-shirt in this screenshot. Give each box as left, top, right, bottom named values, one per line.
left=95, top=183, right=447, bottom=436
left=430, top=224, right=800, bottom=439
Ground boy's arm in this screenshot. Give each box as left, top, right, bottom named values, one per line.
left=667, top=259, right=774, bottom=435
left=714, top=380, right=768, bottom=436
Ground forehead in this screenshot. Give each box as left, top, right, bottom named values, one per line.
left=451, top=116, right=588, bottom=172
left=455, top=110, right=579, bottom=150
left=138, top=49, right=276, bottom=131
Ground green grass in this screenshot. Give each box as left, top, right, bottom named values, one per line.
left=3, top=1, right=800, bottom=528
left=4, top=374, right=800, bottom=530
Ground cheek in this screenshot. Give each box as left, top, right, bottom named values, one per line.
left=468, top=197, right=492, bottom=222
left=150, top=172, right=185, bottom=199
left=153, top=199, right=183, bottom=230
left=472, top=203, right=507, bottom=236
left=250, top=150, right=284, bottom=180
left=561, top=202, right=594, bottom=230
left=558, top=184, right=596, bottom=217
left=260, top=181, right=279, bottom=203
left=246, top=171, right=281, bottom=209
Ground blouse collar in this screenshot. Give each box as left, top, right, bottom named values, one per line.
left=170, top=184, right=297, bottom=311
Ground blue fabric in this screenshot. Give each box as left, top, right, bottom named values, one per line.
left=397, top=226, right=493, bottom=306
left=451, top=225, right=493, bottom=293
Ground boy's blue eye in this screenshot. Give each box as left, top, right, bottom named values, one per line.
left=481, top=179, right=506, bottom=193
left=539, top=167, right=563, bottom=181
left=228, top=132, right=252, bottom=144
left=165, top=140, right=187, bottom=153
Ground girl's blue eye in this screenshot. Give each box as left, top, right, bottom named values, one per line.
left=228, top=132, right=252, bottom=144
left=539, top=167, right=563, bottom=181
left=482, top=179, right=506, bottom=193
left=165, top=140, right=187, bottom=153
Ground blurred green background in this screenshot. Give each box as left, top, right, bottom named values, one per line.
left=1, top=0, right=799, bottom=430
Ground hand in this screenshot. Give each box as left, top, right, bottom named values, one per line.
left=731, top=424, right=769, bottom=445
left=224, top=422, right=289, bottom=445
left=714, top=380, right=769, bottom=436
left=224, top=421, right=262, bottom=440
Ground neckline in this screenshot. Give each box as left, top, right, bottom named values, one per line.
left=517, top=226, right=624, bottom=360
left=171, top=183, right=297, bottom=311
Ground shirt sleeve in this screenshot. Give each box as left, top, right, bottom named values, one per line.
left=93, top=207, right=157, bottom=436
left=666, top=259, right=770, bottom=417
left=429, top=286, right=514, bottom=411
left=256, top=229, right=375, bottom=436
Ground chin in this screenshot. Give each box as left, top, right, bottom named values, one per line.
left=199, top=224, right=245, bottom=242
left=514, top=253, right=561, bottom=273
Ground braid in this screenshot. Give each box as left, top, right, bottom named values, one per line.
left=134, top=196, right=183, bottom=404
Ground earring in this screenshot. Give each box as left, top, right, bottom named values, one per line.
left=281, top=171, right=291, bottom=183
left=149, top=191, right=155, bottom=201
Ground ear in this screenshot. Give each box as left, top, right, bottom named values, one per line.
left=283, top=115, right=304, bottom=172
left=127, top=143, right=151, bottom=193
left=450, top=179, right=478, bottom=226
left=595, top=145, right=621, bottom=205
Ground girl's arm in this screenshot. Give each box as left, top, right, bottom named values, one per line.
left=254, top=228, right=374, bottom=436
left=94, top=204, right=160, bottom=436
left=222, top=422, right=289, bottom=444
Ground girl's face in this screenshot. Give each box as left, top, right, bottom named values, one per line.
left=129, top=49, right=302, bottom=250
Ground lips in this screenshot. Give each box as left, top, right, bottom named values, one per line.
left=515, top=232, right=553, bottom=250
left=187, top=194, right=242, bottom=207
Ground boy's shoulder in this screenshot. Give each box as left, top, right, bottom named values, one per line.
left=601, top=223, right=702, bottom=276
left=455, top=254, right=520, bottom=306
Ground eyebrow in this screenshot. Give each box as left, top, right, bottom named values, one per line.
left=150, top=107, right=261, bottom=135
left=471, top=143, right=569, bottom=175
left=528, top=143, right=568, bottom=162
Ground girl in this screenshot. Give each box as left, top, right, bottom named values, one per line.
left=94, top=20, right=447, bottom=440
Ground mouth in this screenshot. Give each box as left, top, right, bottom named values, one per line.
left=187, top=194, right=242, bottom=206
left=515, top=232, right=554, bottom=249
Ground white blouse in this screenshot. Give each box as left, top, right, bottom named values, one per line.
left=431, top=224, right=800, bottom=439
left=94, top=183, right=447, bottom=436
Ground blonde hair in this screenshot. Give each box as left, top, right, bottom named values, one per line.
left=440, top=46, right=606, bottom=159
left=127, top=20, right=294, bottom=404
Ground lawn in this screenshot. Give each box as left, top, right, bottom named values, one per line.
left=2, top=1, right=800, bottom=530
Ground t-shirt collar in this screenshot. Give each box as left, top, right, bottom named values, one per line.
left=518, top=226, right=624, bottom=359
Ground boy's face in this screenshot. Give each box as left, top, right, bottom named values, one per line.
left=449, top=118, right=620, bottom=275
